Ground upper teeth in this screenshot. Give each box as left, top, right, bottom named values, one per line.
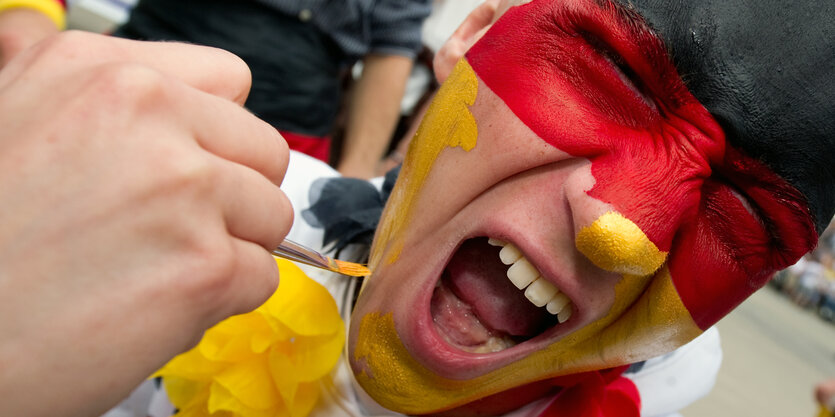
left=488, top=238, right=573, bottom=324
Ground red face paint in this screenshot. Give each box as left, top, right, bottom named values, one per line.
left=669, top=147, right=816, bottom=327
left=466, top=0, right=816, bottom=329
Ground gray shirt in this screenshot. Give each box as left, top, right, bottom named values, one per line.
left=256, top=0, right=432, bottom=59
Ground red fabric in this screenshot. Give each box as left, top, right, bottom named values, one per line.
left=279, top=130, right=331, bottom=163
left=539, top=367, right=641, bottom=417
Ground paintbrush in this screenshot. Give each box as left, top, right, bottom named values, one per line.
left=272, top=238, right=370, bottom=277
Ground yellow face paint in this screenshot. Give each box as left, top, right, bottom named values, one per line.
left=368, top=59, right=479, bottom=270
left=353, top=267, right=702, bottom=414
left=576, top=211, right=668, bottom=276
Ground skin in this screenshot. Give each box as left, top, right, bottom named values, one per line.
left=0, top=31, right=292, bottom=417
left=347, top=0, right=816, bottom=414
left=0, top=8, right=58, bottom=68
left=817, top=379, right=835, bottom=412
left=337, top=54, right=414, bottom=179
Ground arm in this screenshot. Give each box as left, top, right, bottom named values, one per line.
left=0, top=0, right=65, bottom=67
left=336, top=53, right=413, bottom=179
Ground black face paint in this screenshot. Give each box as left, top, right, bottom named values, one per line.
left=619, top=0, right=835, bottom=233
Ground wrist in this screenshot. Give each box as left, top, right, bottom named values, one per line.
left=386, top=149, right=405, bottom=165
left=337, top=158, right=378, bottom=179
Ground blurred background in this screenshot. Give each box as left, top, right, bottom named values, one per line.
left=65, top=0, right=134, bottom=33
left=683, top=222, right=835, bottom=417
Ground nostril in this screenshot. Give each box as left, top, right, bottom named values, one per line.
left=562, top=164, right=668, bottom=276
left=563, top=163, right=601, bottom=237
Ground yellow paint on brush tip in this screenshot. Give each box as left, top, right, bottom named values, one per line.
left=576, top=211, right=667, bottom=276
left=333, top=259, right=371, bottom=277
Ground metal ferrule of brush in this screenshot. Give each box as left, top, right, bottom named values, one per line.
left=271, top=239, right=332, bottom=269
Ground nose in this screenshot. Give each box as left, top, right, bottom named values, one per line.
left=564, top=167, right=668, bottom=276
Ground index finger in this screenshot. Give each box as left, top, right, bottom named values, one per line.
left=3, top=31, right=253, bottom=105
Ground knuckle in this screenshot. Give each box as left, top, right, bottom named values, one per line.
left=224, top=51, right=252, bottom=84
left=141, top=149, right=217, bottom=203
left=166, top=153, right=218, bottom=194
left=179, top=238, right=238, bottom=305
left=62, top=63, right=177, bottom=140
left=88, top=63, right=168, bottom=105
left=269, top=130, right=291, bottom=184
left=195, top=46, right=252, bottom=103
left=217, top=50, right=253, bottom=102
left=275, top=190, right=294, bottom=239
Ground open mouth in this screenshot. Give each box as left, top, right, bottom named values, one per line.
left=430, top=237, right=575, bottom=353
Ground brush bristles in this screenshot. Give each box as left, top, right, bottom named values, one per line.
left=332, top=259, right=371, bottom=277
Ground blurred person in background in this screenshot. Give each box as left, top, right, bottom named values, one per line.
left=816, top=378, right=835, bottom=417
left=380, top=0, right=489, bottom=175
left=794, top=256, right=826, bottom=308
left=0, top=0, right=430, bottom=178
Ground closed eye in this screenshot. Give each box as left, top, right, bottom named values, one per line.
left=726, top=186, right=763, bottom=226
left=600, top=51, right=657, bottom=112
left=581, top=31, right=657, bottom=112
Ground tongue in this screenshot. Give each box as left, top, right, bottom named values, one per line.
left=445, top=238, right=551, bottom=337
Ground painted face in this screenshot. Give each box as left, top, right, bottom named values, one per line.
left=348, top=0, right=819, bottom=414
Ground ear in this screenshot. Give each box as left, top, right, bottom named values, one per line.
left=433, top=0, right=501, bottom=84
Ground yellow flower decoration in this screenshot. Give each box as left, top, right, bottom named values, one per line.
left=155, top=259, right=345, bottom=417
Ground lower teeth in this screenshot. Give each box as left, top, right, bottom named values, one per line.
left=466, top=336, right=517, bottom=353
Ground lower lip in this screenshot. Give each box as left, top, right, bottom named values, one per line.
left=405, top=262, right=528, bottom=379
left=403, top=236, right=578, bottom=380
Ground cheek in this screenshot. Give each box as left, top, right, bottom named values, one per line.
left=667, top=180, right=776, bottom=328
left=368, top=59, right=479, bottom=269
left=570, top=253, right=623, bottom=317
